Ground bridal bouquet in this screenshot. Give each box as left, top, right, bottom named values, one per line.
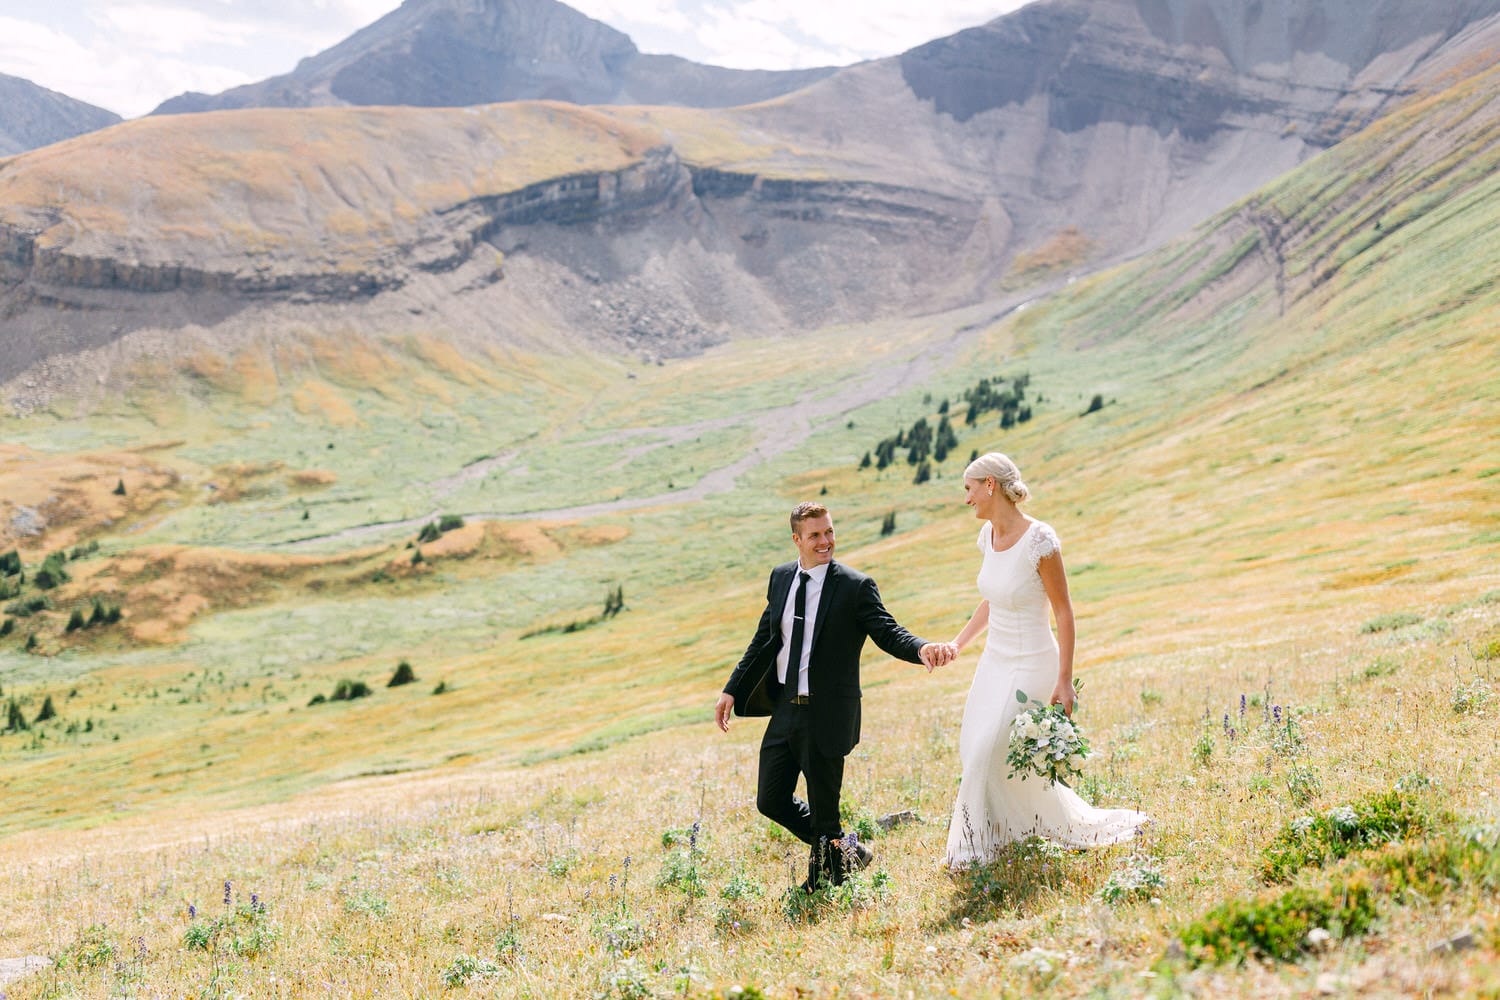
left=1006, top=688, right=1091, bottom=787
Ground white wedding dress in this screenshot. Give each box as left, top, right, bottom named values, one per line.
left=944, top=519, right=1149, bottom=867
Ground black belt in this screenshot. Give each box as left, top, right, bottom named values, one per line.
left=786, top=694, right=811, bottom=705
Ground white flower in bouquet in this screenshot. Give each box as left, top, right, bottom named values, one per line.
left=1005, top=684, right=1092, bottom=786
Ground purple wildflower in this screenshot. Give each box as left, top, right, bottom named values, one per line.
left=223, top=881, right=232, bottom=906
left=1273, top=705, right=1283, bottom=724
left=1222, top=713, right=1230, bottom=733
left=250, top=892, right=259, bottom=911
left=188, top=903, right=197, bottom=920
left=1239, top=694, right=1246, bottom=717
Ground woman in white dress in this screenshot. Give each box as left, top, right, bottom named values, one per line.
left=941, top=453, right=1148, bottom=867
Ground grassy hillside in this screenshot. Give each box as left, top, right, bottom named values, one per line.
left=0, top=62, right=1497, bottom=1000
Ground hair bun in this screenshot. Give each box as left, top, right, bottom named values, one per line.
left=1004, top=480, right=1030, bottom=503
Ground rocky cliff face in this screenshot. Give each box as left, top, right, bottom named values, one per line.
left=152, top=0, right=834, bottom=115
left=4, top=0, right=1499, bottom=398
left=0, top=73, right=122, bottom=156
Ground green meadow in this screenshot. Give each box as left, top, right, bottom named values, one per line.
left=0, top=66, right=1497, bottom=998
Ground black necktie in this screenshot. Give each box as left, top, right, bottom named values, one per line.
left=786, top=571, right=811, bottom=696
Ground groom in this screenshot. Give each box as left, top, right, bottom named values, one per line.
left=714, top=501, right=951, bottom=889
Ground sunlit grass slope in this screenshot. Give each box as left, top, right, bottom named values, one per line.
left=0, top=59, right=1497, bottom=1000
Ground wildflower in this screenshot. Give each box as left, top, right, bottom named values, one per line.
left=1222, top=713, right=1230, bottom=734
left=1273, top=705, right=1283, bottom=724
left=1306, top=927, right=1332, bottom=949
left=1327, top=805, right=1358, bottom=828
left=250, top=892, right=259, bottom=911
left=1290, top=816, right=1315, bottom=835
left=188, top=903, right=197, bottom=920
left=1239, top=694, right=1246, bottom=717
left=223, top=881, right=232, bottom=906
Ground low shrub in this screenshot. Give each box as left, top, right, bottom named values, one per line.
left=1360, top=611, right=1421, bottom=633
left=1260, top=789, right=1434, bottom=883
left=331, top=679, right=373, bottom=702
left=1177, top=877, right=1376, bottom=965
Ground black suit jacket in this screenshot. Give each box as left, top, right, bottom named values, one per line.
left=722, top=560, right=927, bottom=756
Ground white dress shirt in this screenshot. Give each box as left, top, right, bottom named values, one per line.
left=775, top=561, right=829, bottom=696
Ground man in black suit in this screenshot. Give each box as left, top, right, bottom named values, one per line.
left=715, top=501, right=951, bottom=889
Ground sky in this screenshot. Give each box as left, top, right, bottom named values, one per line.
left=0, top=0, right=1026, bottom=119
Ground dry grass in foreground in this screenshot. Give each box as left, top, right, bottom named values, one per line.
left=1, top=582, right=1495, bottom=999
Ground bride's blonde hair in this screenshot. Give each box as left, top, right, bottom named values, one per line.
left=964, top=452, right=1029, bottom=504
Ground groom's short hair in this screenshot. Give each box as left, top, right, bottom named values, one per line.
left=790, top=501, right=829, bottom=534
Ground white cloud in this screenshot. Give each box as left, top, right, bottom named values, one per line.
left=94, top=4, right=259, bottom=54
left=0, top=13, right=253, bottom=116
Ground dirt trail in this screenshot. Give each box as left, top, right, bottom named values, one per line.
left=279, top=293, right=1041, bottom=548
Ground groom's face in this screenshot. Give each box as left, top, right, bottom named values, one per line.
left=792, top=514, right=835, bottom=569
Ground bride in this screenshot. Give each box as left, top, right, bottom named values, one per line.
left=940, top=452, right=1148, bottom=867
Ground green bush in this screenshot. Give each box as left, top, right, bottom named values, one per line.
left=34, top=695, right=57, bottom=724
left=0, top=617, right=12, bottom=637
left=388, top=661, right=417, bottom=687
left=33, top=552, right=70, bottom=590
left=417, top=522, right=442, bottom=544
left=1260, top=789, right=1434, bottom=883
left=66, top=608, right=86, bottom=632
left=7, top=595, right=51, bottom=617
left=1357, top=833, right=1500, bottom=903
left=1178, top=878, right=1376, bottom=965
left=331, top=679, right=373, bottom=702
left=4, top=698, right=28, bottom=733
left=0, top=550, right=20, bottom=576
left=438, top=514, right=465, bottom=533
left=1360, top=611, right=1422, bottom=633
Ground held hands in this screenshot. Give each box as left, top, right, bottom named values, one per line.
left=714, top=692, right=735, bottom=732
left=920, top=642, right=960, bottom=672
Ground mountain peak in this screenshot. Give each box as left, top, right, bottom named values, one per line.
left=152, top=0, right=833, bottom=115
left=0, top=73, right=122, bottom=156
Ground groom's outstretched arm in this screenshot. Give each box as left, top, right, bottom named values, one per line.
left=854, top=576, right=929, bottom=665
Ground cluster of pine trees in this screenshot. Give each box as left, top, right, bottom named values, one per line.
left=858, top=374, right=1036, bottom=484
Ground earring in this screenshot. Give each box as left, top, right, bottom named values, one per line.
left=987, top=487, right=993, bottom=496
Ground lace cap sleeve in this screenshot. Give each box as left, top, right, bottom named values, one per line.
left=1027, top=521, right=1061, bottom=570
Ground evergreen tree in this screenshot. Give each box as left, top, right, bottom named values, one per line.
left=913, top=462, right=932, bottom=485
left=5, top=697, right=28, bottom=732
left=859, top=452, right=871, bottom=470
left=66, top=608, right=86, bottom=632
left=1084, top=394, right=1104, bottom=415
left=34, top=553, right=69, bottom=590
left=880, top=512, right=897, bottom=537
left=35, top=696, right=56, bottom=724
left=388, top=661, right=417, bottom=687
left=113, top=479, right=127, bottom=496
